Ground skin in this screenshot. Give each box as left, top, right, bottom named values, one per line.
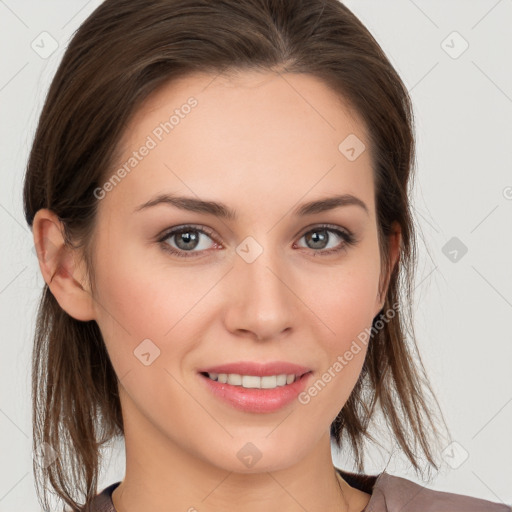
left=33, top=70, right=401, bottom=512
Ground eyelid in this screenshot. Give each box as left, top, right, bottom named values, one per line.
left=157, top=223, right=357, bottom=258
left=158, top=223, right=353, bottom=242
left=293, top=223, right=357, bottom=251
left=158, top=224, right=217, bottom=241
left=295, top=222, right=351, bottom=239
left=157, top=224, right=221, bottom=251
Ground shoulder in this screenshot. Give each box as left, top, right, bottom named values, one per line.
left=84, top=481, right=120, bottom=512
left=88, top=474, right=512, bottom=512
left=367, top=471, right=512, bottom=512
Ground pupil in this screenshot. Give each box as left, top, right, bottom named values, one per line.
left=177, top=230, right=198, bottom=249
left=308, top=230, right=328, bottom=249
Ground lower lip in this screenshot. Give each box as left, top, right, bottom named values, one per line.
left=198, top=372, right=313, bottom=413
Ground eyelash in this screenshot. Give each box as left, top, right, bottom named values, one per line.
left=157, top=224, right=357, bottom=259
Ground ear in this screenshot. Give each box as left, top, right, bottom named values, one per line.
left=32, top=208, right=96, bottom=322
left=374, top=221, right=401, bottom=316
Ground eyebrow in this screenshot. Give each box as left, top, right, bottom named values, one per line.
left=133, top=193, right=369, bottom=219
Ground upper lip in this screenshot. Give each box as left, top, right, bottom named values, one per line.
left=198, top=361, right=312, bottom=377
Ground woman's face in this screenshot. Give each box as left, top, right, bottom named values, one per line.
left=87, top=70, right=392, bottom=472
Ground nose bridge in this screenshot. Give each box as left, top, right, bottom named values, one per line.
left=225, top=234, right=296, bottom=339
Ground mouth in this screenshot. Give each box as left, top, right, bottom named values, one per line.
left=197, top=369, right=314, bottom=413
left=199, top=370, right=311, bottom=389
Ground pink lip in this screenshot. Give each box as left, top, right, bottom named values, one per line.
left=198, top=371, right=313, bottom=413
left=197, top=361, right=311, bottom=377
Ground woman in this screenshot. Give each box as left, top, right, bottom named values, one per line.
left=24, top=0, right=511, bottom=511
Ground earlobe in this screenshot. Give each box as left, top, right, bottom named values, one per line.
left=32, top=209, right=96, bottom=322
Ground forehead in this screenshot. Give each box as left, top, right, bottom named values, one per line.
left=124, top=69, right=366, bottom=148
left=103, top=70, right=374, bottom=219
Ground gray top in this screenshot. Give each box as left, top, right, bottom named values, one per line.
left=87, top=468, right=512, bottom=511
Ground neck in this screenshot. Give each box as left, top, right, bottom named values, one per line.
left=110, top=387, right=367, bottom=512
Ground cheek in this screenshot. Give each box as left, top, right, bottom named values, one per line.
left=301, top=270, right=377, bottom=415
left=299, top=251, right=380, bottom=397
left=306, top=253, right=381, bottom=344
left=324, top=271, right=379, bottom=341
left=91, top=239, right=215, bottom=367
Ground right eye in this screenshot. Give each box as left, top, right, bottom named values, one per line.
left=158, top=225, right=220, bottom=258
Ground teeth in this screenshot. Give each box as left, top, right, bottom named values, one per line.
left=206, top=372, right=299, bottom=389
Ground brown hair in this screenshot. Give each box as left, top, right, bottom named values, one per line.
left=23, top=0, right=450, bottom=510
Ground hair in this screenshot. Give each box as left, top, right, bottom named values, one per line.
left=23, top=0, right=451, bottom=510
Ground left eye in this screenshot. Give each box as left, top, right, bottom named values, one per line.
left=158, top=224, right=356, bottom=258
left=294, top=227, right=351, bottom=253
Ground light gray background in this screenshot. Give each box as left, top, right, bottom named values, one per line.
left=1, top=0, right=511, bottom=510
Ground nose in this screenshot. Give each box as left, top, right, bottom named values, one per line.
left=223, top=245, right=298, bottom=341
